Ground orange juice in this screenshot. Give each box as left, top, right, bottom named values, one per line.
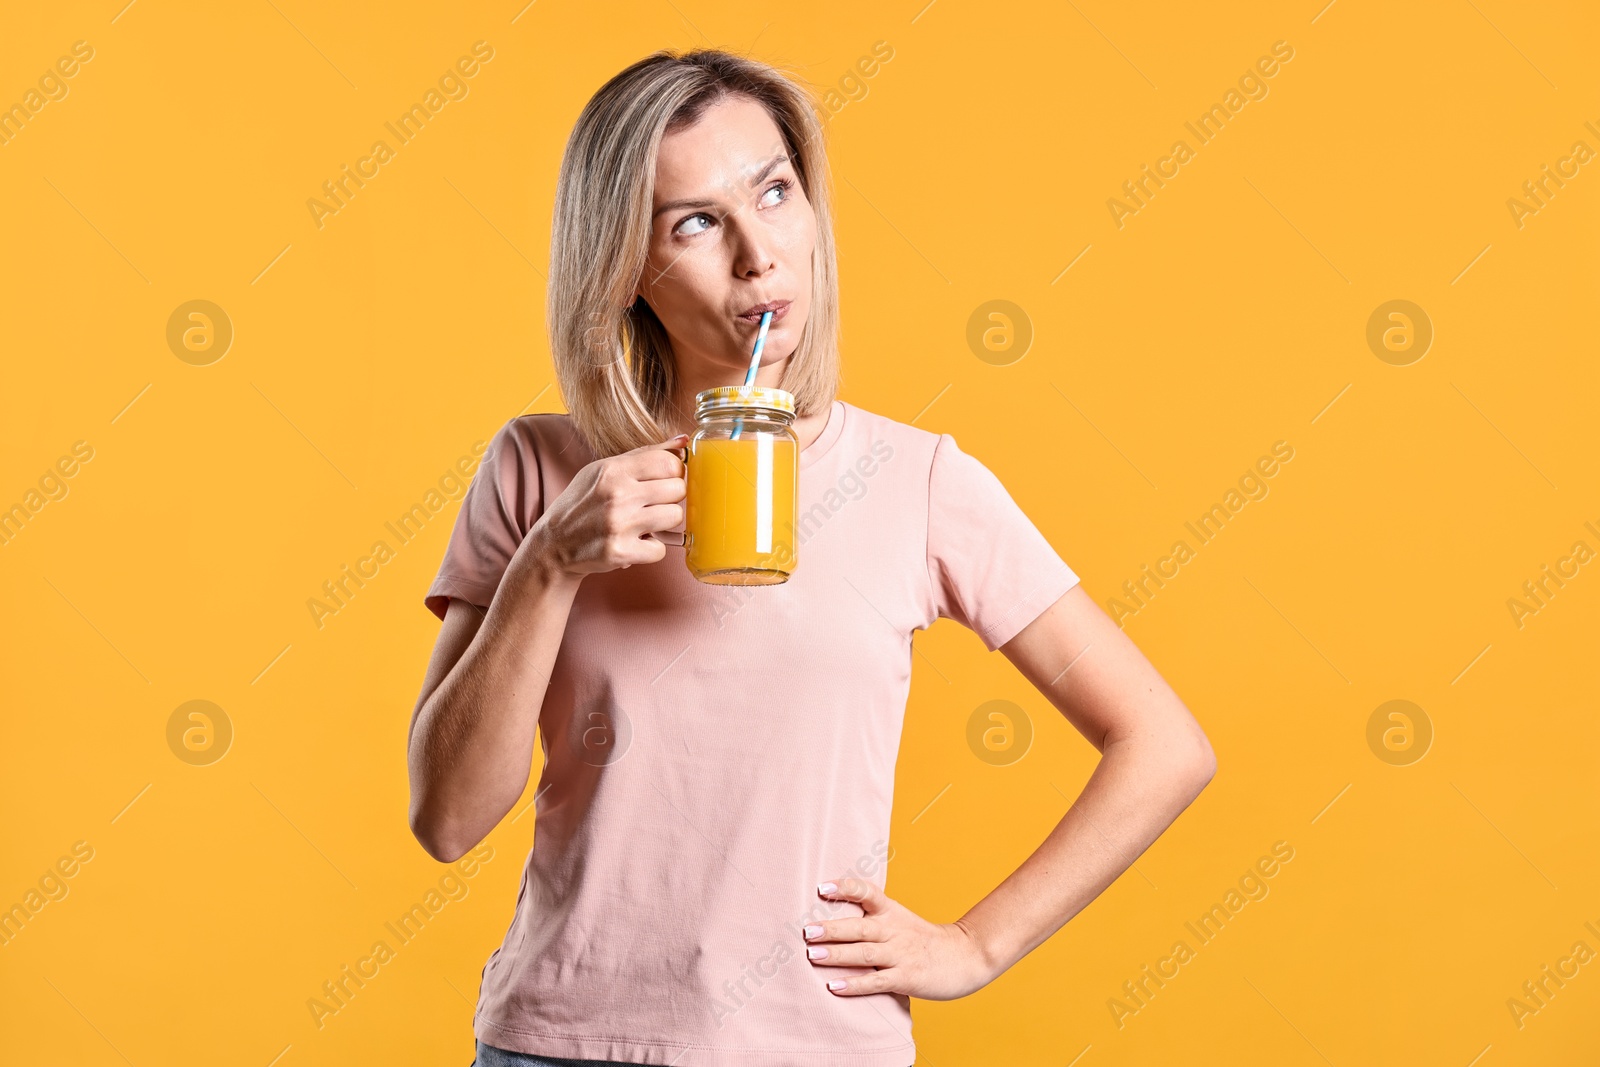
left=685, top=434, right=797, bottom=584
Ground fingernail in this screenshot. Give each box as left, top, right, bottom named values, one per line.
left=827, top=980, right=846, bottom=991
left=803, top=924, right=823, bottom=940
left=817, top=882, right=837, bottom=895
left=806, top=945, right=828, bottom=960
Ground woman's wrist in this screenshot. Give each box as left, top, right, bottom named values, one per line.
left=510, top=524, right=584, bottom=597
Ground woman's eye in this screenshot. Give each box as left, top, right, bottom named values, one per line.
left=675, top=213, right=712, bottom=236
left=761, top=179, right=791, bottom=207
left=673, top=181, right=791, bottom=237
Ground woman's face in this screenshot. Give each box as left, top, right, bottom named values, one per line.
left=636, top=94, right=815, bottom=383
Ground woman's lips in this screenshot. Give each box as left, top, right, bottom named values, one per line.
left=736, top=300, right=790, bottom=325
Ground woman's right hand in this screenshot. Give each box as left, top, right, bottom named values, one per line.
left=522, top=432, right=689, bottom=580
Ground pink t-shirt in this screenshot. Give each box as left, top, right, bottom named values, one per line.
left=424, top=398, right=1079, bottom=1066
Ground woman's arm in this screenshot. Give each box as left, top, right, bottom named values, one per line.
left=805, top=583, right=1215, bottom=998
left=406, top=432, right=690, bottom=864
left=959, top=582, right=1215, bottom=976
left=407, top=535, right=582, bottom=864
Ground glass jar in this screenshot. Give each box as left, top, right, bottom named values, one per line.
left=685, top=385, right=799, bottom=585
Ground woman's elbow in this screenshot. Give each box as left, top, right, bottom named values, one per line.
left=409, top=800, right=468, bottom=864
left=1188, top=731, right=1218, bottom=789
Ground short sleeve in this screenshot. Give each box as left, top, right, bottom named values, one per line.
left=926, top=433, right=1080, bottom=651
left=423, top=417, right=542, bottom=621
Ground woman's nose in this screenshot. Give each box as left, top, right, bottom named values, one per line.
left=728, top=214, right=776, bottom=278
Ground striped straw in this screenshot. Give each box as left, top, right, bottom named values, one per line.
left=730, top=310, right=774, bottom=441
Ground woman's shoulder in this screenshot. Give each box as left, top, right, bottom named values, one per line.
left=485, top=411, right=589, bottom=461
left=834, top=399, right=950, bottom=460
left=833, top=400, right=1012, bottom=490
left=503, top=409, right=574, bottom=434
left=480, top=411, right=595, bottom=501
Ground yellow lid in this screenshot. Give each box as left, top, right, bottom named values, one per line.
left=694, top=385, right=796, bottom=419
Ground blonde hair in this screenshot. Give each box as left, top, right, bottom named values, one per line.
left=548, top=48, right=841, bottom=458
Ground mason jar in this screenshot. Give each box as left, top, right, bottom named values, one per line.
left=684, top=385, right=799, bottom=585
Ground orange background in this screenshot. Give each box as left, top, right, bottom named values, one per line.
left=3, top=1, right=1597, bottom=1064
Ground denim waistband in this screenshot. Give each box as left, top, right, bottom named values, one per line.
left=472, top=1039, right=645, bottom=1067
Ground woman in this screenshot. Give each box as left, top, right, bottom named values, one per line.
left=407, top=47, right=1215, bottom=1067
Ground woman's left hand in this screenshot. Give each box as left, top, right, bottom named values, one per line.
left=803, top=877, right=996, bottom=1001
